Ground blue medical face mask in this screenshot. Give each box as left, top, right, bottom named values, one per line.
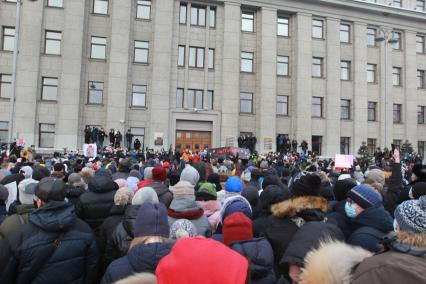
left=345, top=202, right=357, bottom=218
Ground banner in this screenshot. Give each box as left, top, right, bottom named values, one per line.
left=83, top=144, right=97, bottom=159
left=207, top=147, right=250, bottom=159
left=16, top=139, right=25, bottom=147
left=335, top=154, right=354, bottom=169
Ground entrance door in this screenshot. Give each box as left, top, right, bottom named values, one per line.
left=176, top=130, right=211, bottom=152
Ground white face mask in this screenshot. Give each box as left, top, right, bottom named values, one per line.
left=393, top=219, right=399, bottom=232
left=408, top=187, right=414, bottom=199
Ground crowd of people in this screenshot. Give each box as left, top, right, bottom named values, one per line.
left=0, top=145, right=425, bottom=284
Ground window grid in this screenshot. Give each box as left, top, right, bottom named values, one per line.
left=277, top=17, right=289, bottom=37
left=277, top=56, right=289, bottom=76
left=0, top=74, right=12, bottom=99
left=88, top=81, right=104, bottom=105
left=241, top=12, right=254, bottom=32
left=341, top=99, right=350, bottom=120
left=136, top=0, right=151, bottom=20
left=208, top=48, right=215, bottom=69
left=2, top=27, right=15, bottom=51
left=132, top=85, right=146, bottom=107
left=416, top=0, right=425, bottom=11
left=367, top=28, right=376, bottom=47
left=418, top=141, right=425, bottom=158
left=179, top=3, right=187, bottom=24
left=340, top=137, right=350, bottom=155
left=191, top=6, right=206, bottom=26
left=312, top=97, right=323, bottom=118
left=416, top=35, right=425, bottom=54
left=367, top=63, right=376, bottom=83
left=90, top=36, right=107, bottom=60
left=312, top=19, right=324, bottom=39
left=392, top=31, right=401, bottom=50
left=393, top=104, right=402, bottom=123
left=276, top=95, right=288, bottom=116
left=134, top=40, right=149, bottom=63
left=45, top=31, right=62, bottom=55
left=47, top=0, right=63, bottom=7
left=0, top=121, right=8, bottom=143
left=418, top=106, right=425, bottom=124
left=340, top=23, right=350, bottom=43
left=189, top=47, right=204, bottom=68
left=176, top=88, right=184, bottom=108
left=240, top=92, right=253, bottom=113
left=367, top=138, right=377, bottom=156
left=93, top=0, right=109, bottom=15
left=241, top=52, right=254, bottom=73
left=340, top=61, right=350, bottom=80
left=368, top=102, right=377, bottom=121
left=312, top=57, right=323, bottom=78
left=206, top=90, right=214, bottom=110
left=178, top=45, right=185, bottom=67
left=393, top=67, right=402, bottom=86
left=187, top=89, right=203, bottom=109
left=209, top=7, right=216, bottom=28
left=39, top=123, right=55, bottom=148
left=41, top=77, right=58, bottom=101
left=393, top=0, right=402, bottom=8
left=418, top=70, right=425, bottom=89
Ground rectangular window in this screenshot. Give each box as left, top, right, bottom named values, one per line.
left=341, top=99, right=351, bottom=120
left=418, top=106, right=425, bottom=124
left=340, top=23, right=350, bottom=43
left=130, top=127, right=145, bottom=148
left=312, top=97, right=323, bottom=118
left=0, top=74, right=12, bottom=99
left=417, top=35, right=425, bottom=53
left=393, top=104, right=402, bottom=123
left=189, top=47, right=204, bottom=68
left=136, top=0, right=151, bottom=20
left=93, top=0, right=108, bottom=14
left=178, top=45, right=185, bottom=67
left=276, top=95, right=288, bottom=116
left=312, top=135, right=323, bottom=155
left=187, top=89, right=203, bottom=109
left=176, top=88, right=184, bottom=108
left=132, top=85, right=146, bottom=107
left=39, top=123, right=55, bottom=148
left=45, top=31, right=62, bottom=55
left=393, top=0, right=402, bottom=7
left=368, top=102, right=377, bottom=121
left=340, top=137, right=350, bottom=155
left=0, top=121, right=8, bottom=143
left=90, top=36, right=107, bottom=59
left=416, top=0, right=425, bottom=11
left=241, top=12, right=254, bottom=32
left=392, top=31, right=401, bottom=50
left=206, top=90, right=214, bottom=110
left=241, top=52, right=254, bottom=73
left=312, top=57, right=323, bottom=77
left=312, top=19, right=324, bottom=39
left=393, top=139, right=402, bottom=148
left=393, top=67, right=402, bottom=86
left=240, top=92, right=253, bottom=113
left=47, top=0, right=63, bottom=7
left=277, top=56, right=289, bottom=76
left=367, top=28, right=376, bottom=47
left=277, top=17, right=289, bottom=36
left=208, top=48, right=215, bottom=69
left=191, top=6, right=206, bottom=26
left=88, top=81, right=103, bottom=104
left=134, top=40, right=149, bottom=63
left=418, top=141, right=425, bottom=158
left=2, top=27, right=15, bottom=51
left=367, top=63, right=376, bottom=83
left=209, top=7, right=216, bottom=28
left=367, top=138, right=377, bottom=155
left=418, top=70, right=425, bottom=88
left=180, top=3, right=187, bottom=24
left=41, top=77, right=58, bottom=101
left=340, top=61, right=351, bottom=80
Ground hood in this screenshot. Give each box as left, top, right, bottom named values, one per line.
left=66, top=187, right=86, bottom=198
left=88, top=176, right=118, bottom=193
left=271, top=196, right=328, bottom=218
left=128, top=242, right=174, bottom=273
left=151, top=181, right=170, bottom=196
left=29, top=201, right=77, bottom=232
left=197, top=200, right=221, bottom=216
left=169, top=196, right=200, bottom=212
left=220, top=195, right=252, bottom=224
left=352, top=205, right=393, bottom=233
left=123, top=205, right=140, bottom=237
left=300, top=240, right=373, bottom=284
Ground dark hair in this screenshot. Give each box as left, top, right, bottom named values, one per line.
left=53, top=163, right=65, bottom=172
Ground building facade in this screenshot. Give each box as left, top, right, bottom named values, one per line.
left=0, top=0, right=425, bottom=156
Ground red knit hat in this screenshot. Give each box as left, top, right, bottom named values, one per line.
left=223, top=212, right=253, bottom=246
left=152, top=166, right=167, bottom=181
left=162, top=161, right=170, bottom=168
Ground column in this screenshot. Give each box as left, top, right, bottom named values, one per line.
left=106, top=0, right=132, bottom=134
left=256, top=7, right=277, bottom=152
left=149, top=0, right=174, bottom=149
left=353, top=22, right=368, bottom=152
left=56, top=0, right=85, bottom=149
left=325, top=17, right=341, bottom=156
left=220, top=1, right=241, bottom=147
left=293, top=13, right=312, bottom=148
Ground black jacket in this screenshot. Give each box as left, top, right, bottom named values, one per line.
left=101, top=242, right=173, bottom=284
left=0, top=201, right=98, bottom=284
left=151, top=181, right=173, bottom=208
left=383, top=163, right=403, bottom=217
left=77, top=176, right=118, bottom=230
left=66, top=186, right=86, bottom=206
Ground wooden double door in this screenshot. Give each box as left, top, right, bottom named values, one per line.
left=176, top=130, right=211, bottom=152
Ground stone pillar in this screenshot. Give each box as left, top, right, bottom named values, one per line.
left=13, top=0, right=44, bottom=145
left=353, top=22, right=368, bottom=152
left=56, top=0, right=85, bottom=149
left=325, top=17, right=341, bottom=156
left=220, top=1, right=241, bottom=147
left=293, top=13, right=312, bottom=149
left=148, top=0, right=174, bottom=149
left=256, top=7, right=277, bottom=152
left=105, top=0, right=132, bottom=135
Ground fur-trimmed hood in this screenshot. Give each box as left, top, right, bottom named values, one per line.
left=271, top=196, right=328, bottom=218
left=300, top=232, right=426, bottom=284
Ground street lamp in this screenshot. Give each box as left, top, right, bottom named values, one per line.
left=375, top=28, right=398, bottom=149
left=7, top=0, right=38, bottom=154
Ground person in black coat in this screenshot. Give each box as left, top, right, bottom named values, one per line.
left=91, top=127, right=99, bottom=145
left=98, top=128, right=107, bottom=149
left=109, top=129, right=115, bottom=145
left=0, top=177, right=98, bottom=284
left=76, top=176, right=118, bottom=230
left=134, top=138, right=141, bottom=151
left=85, top=126, right=92, bottom=144
left=115, top=131, right=122, bottom=148
left=101, top=203, right=173, bottom=284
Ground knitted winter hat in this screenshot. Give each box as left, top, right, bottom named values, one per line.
left=134, top=202, right=169, bottom=237
left=290, top=172, right=322, bottom=197
left=180, top=165, right=200, bottom=186
left=196, top=182, right=217, bottom=200
left=20, top=166, right=33, bottom=179
left=225, top=176, right=243, bottom=193
left=346, top=184, right=383, bottom=209
left=223, top=212, right=253, bottom=246
left=0, top=184, right=8, bottom=203
left=114, top=187, right=134, bottom=206
left=68, top=173, right=83, bottom=185
left=169, top=219, right=198, bottom=240
left=152, top=166, right=167, bottom=182
left=220, top=195, right=252, bottom=223
left=114, top=178, right=128, bottom=189
left=170, top=181, right=195, bottom=197
left=32, top=166, right=50, bottom=181
left=333, top=179, right=357, bottom=201
left=35, top=177, right=67, bottom=202
left=411, top=182, right=426, bottom=199
left=394, top=196, right=426, bottom=233
left=132, top=187, right=159, bottom=205
left=366, top=169, right=385, bottom=185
